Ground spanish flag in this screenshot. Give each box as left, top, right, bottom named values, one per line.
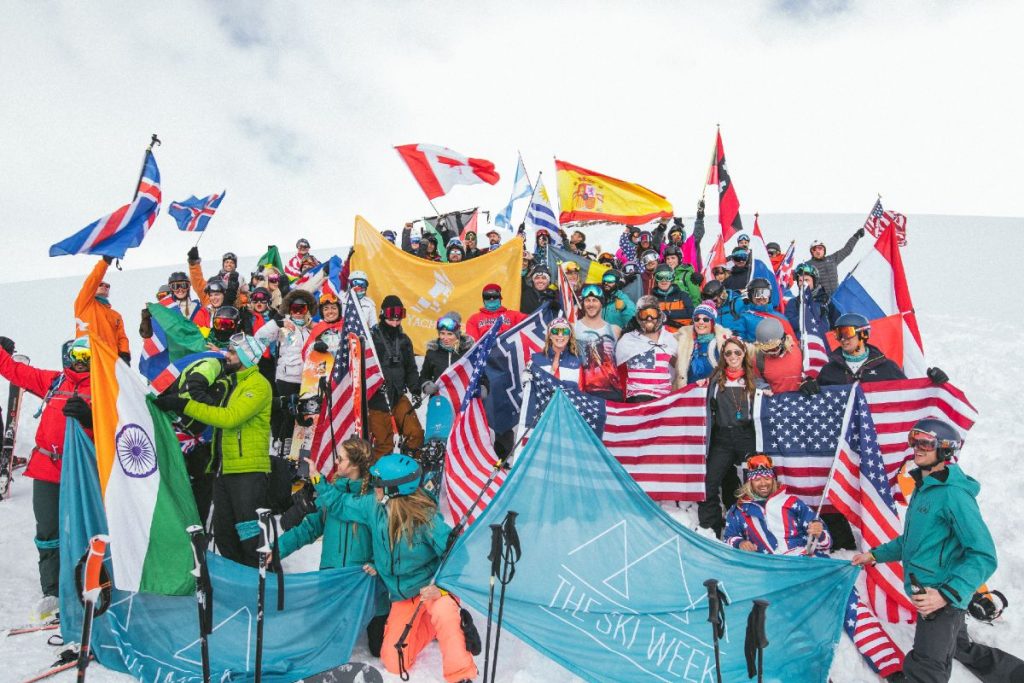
left=555, top=160, right=673, bottom=225
left=91, top=335, right=200, bottom=595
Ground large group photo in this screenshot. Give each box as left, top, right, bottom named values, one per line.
left=1, top=3, right=1022, bottom=683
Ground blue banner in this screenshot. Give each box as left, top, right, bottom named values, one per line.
left=58, top=420, right=378, bottom=682
left=436, top=391, right=859, bottom=682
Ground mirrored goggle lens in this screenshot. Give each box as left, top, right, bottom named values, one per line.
left=170, top=282, right=189, bottom=291
left=213, top=318, right=238, bottom=332
left=834, top=325, right=859, bottom=340
left=637, top=309, right=660, bottom=321
left=290, top=303, right=309, bottom=314
left=383, top=307, right=405, bottom=320
left=267, top=275, right=280, bottom=283
left=437, top=317, right=458, bottom=332
left=908, top=430, right=938, bottom=450
left=581, top=285, right=602, bottom=299
left=655, top=273, right=673, bottom=282
left=550, top=327, right=571, bottom=336
left=69, top=347, right=91, bottom=362
left=751, top=287, right=771, bottom=299
left=350, top=279, right=368, bottom=289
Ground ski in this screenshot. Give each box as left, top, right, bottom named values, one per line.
left=5, top=621, right=59, bottom=637
left=296, top=661, right=383, bottom=683
left=0, top=353, right=30, bottom=500
left=20, top=648, right=89, bottom=683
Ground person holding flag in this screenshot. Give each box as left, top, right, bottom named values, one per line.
left=0, top=337, right=93, bottom=621
left=614, top=296, right=678, bottom=403
left=154, top=334, right=272, bottom=567
left=286, top=238, right=316, bottom=281
left=74, top=256, right=131, bottom=363
left=785, top=263, right=832, bottom=337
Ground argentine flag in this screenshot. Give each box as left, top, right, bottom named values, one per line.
left=494, top=154, right=533, bottom=231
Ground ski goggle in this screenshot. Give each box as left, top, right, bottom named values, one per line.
left=436, top=317, right=459, bottom=332
left=563, top=262, right=580, bottom=273
left=637, top=308, right=660, bottom=322
left=549, top=326, right=571, bottom=337
left=212, top=317, right=238, bottom=332
left=349, top=279, right=368, bottom=289
left=833, top=325, right=864, bottom=341
left=655, top=272, right=673, bottom=283
left=745, top=454, right=775, bottom=479
left=907, top=429, right=959, bottom=452
left=482, top=291, right=502, bottom=301
left=750, top=287, right=771, bottom=300
left=69, top=346, right=92, bottom=363
left=170, top=282, right=189, bottom=291
left=289, top=302, right=309, bottom=315
left=382, top=306, right=406, bottom=320
left=267, top=275, right=280, bottom=283
left=581, top=284, right=603, bottom=300
left=602, top=273, right=619, bottom=284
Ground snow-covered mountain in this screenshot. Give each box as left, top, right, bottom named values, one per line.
left=1, top=213, right=1021, bottom=682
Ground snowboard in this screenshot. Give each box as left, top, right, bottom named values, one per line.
left=289, top=332, right=339, bottom=464
left=296, top=661, right=383, bottom=683
left=420, top=395, right=454, bottom=502
left=0, top=353, right=29, bottom=501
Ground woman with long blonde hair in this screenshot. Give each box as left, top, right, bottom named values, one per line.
left=531, top=317, right=582, bottom=386
left=314, top=453, right=477, bottom=682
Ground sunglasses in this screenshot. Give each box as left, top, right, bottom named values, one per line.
left=267, top=275, right=280, bottom=283
left=723, top=349, right=744, bottom=358
left=212, top=318, right=238, bottom=332
left=694, top=316, right=713, bottom=323
left=437, top=317, right=459, bottom=332
left=170, top=282, right=189, bottom=291
left=482, top=292, right=502, bottom=301
left=655, top=274, right=673, bottom=283
left=550, top=327, right=571, bottom=337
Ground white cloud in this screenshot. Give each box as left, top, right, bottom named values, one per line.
left=0, top=1, right=1020, bottom=283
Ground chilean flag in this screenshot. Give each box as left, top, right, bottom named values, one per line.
left=395, top=144, right=500, bottom=200
left=50, top=150, right=161, bottom=259
left=831, top=226, right=926, bottom=377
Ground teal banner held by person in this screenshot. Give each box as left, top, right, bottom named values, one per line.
left=58, top=420, right=379, bottom=682
left=436, top=391, right=859, bottom=683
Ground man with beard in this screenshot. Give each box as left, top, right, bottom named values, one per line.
left=614, top=295, right=678, bottom=403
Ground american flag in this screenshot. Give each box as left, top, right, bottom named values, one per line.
left=623, top=346, right=675, bottom=400
left=825, top=386, right=917, bottom=623
left=49, top=150, right=162, bottom=259
left=526, top=366, right=707, bottom=500
left=796, top=289, right=829, bottom=378
left=309, top=290, right=383, bottom=475
left=845, top=589, right=904, bottom=677
left=445, top=397, right=506, bottom=526
left=437, top=316, right=503, bottom=412
left=776, top=241, right=796, bottom=290
left=864, top=198, right=908, bottom=247
left=556, top=263, right=579, bottom=324
left=168, top=191, right=226, bottom=232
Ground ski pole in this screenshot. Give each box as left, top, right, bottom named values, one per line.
left=77, top=535, right=110, bottom=683
left=254, top=509, right=273, bottom=683
left=489, top=511, right=522, bottom=683
left=482, top=524, right=504, bottom=683
left=703, top=578, right=728, bottom=683
left=752, top=600, right=769, bottom=683
left=187, top=525, right=213, bottom=683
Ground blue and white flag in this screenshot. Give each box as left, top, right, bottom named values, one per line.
left=525, top=176, right=559, bottom=240
left=168, top=191, right=226, bottom=232
left=494, top=154, right=532, bottom=231
left=50, top=151, right=162, bottom=259
left=437, top=391, right=859, bottom=683
left=483, top=307, right=550, bottom=433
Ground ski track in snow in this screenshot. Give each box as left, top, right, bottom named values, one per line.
left=1, top=214, right=1022, bottom=682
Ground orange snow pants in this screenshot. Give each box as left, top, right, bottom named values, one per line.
left=380, top=595, right=477, bottom=683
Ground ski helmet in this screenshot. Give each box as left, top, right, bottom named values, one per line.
left=833, top=313, right=870, bottom=341
left=622, top=261, right=640, bottom=276
left=641, top=250, right=660, bottom=267
left=731, top=248, right=750, bottom=262
left=639, top=230, right=653, bottom=243
left=766, top=242, right=781, bottom=253
left=168, top=271, right=189, bottom=285
left=747, top=277, right=773, bottom=302
left=250, top=287, right=272, bottom=304
left=602, top=269, right=623, bottom=287
left=737, top=233, right=751, bottom=244
left=446, top=237, right=463, bottom=249
left=206, top=279, right=226, bottom=295
left=370, top=453, right=423, bottom=500
left=754, top=317, right=786, bottom=353
left=348, top=271, right=369, bottom=289
left=795, top=263, right=818, bottom=285
left=319, top=291, right=340, bottom=307
left=381, top=230, right=397, bottom=244
left=810, top=240, right=826, bottom=255
left=296, top=238, right=311, bottom=249
left=663, top=244, right=683, bottom=260
left=211, top=306, right=241, bottom=334
left=62, top=337, right=91, bottom=368
left=222, top=252, right=237, bottom=264
left=701, top=280, right=726, bottom=302
left=156, top=283, right=171, bottom=300
left=908, top=418, right=962, bottom=462
left=229, top=334, right=266, bottom=369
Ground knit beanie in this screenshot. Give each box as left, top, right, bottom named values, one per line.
left=693, top=300, right=718, bottom=322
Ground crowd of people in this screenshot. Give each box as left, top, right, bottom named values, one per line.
left=0, top=202, right=1018, bottom=683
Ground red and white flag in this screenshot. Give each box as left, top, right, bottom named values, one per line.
left=556, top=263, right=579, bottom=324
left=444, top=398, right=506, bottom=526
left=395, top=144, right=500, bottom=200
left=864, top=198, right=908, bottom=247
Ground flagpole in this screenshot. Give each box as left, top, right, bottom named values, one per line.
left=133, top=133, right=161, bottom=200
left=804, top=382, right=859, bottom=554
left=700, top=124, right=718, bottom=203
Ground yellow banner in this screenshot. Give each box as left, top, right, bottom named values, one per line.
left=555, top=159, right=673, bottom=226
left=351, top=216, right=524, bottom=354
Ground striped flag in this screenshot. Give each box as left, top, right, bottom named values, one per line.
left=797, top=288, right=829, bottom=378
left=526, top=176, right=559, bottom=240
left=825, top=386, right=916, bottom=622
left=50, top=150, right=162, bottom=259
left=445, top=397, right=505, bottom=526
left=845, top=589, right=905, bottom=677
left=707, top=128, right=742, bottom=241
left=169, top=191, right=226, bottom=232
left=150, top=351, right=223, bottom=394
left=526, top=367, right=707, bottom=501
left=776, top=241, right=796, bottom=290
left=556, top=263, right=579, bottom=324
left=309, top=290, right=383, bottom=475
left=863, top=197, right=908, bottom=247
left=437, top=317, right=503, bottom=412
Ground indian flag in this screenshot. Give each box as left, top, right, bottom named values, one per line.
left=91, top=336, right=200, bottom=595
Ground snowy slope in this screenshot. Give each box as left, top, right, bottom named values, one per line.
left=1, top=214, right=1022, bottom=682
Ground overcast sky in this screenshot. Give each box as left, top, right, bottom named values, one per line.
left=1, top=1, right=1020, bottom=283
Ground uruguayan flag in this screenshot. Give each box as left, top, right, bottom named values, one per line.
left=494, top=154, right=532, bottom=231
left=526, top=176, right=559, bottom=239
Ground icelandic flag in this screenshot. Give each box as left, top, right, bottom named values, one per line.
left=50, top=150, right=162, bottom=259
left=831, top=225, right=926, bottom=377
left=494, top=154, right=532, bottom=231
left=525, top=176, right=559, bottom=240
left=168, top=191, right=226, bottom=232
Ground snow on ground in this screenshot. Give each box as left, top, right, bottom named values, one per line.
left=1, top=214, right=1022, bottom=681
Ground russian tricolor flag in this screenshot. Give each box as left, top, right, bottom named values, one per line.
left=831, top=226, right=926, bottom=377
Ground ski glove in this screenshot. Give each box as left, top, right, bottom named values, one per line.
left=421, top=381, right=439, bottom=396
left=691, top=272, right=704, bottom=286
left=696, top=199, right=706, bottom=218
left=0, top=336, right=14, bottom=354
left=856, top=227, right=866, bottom=238
left=799, top=377, right=820, bottom=397
left=187, top=246, right=200, bottom=264
left=313, top=340, right=329, bottom=354
left=410, top=394, right=423, bottom=410
left=927, top=366, right=949, bottom=385
left=154, top=394, right=189, bottom=414
left=62, top=395, right=93, bottom=428
left=477, top=384, right=489, bottom=400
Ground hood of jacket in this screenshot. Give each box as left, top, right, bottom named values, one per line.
left=912, top=463, right=981, bottom=498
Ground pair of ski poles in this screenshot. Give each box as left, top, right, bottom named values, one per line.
left=482, top=511, right=521, bottom=683
left=703, top=578, right=770, bottom=683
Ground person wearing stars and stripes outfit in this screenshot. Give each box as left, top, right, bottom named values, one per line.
left=614, top=295, right=678, bottom=403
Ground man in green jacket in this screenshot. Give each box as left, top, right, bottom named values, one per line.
left=156, top=334, right=272, bottom=567
left=853, top=418, right=1023, bottom=682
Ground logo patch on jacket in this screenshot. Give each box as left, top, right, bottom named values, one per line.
left=244, top=391, right=254, bottom=399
